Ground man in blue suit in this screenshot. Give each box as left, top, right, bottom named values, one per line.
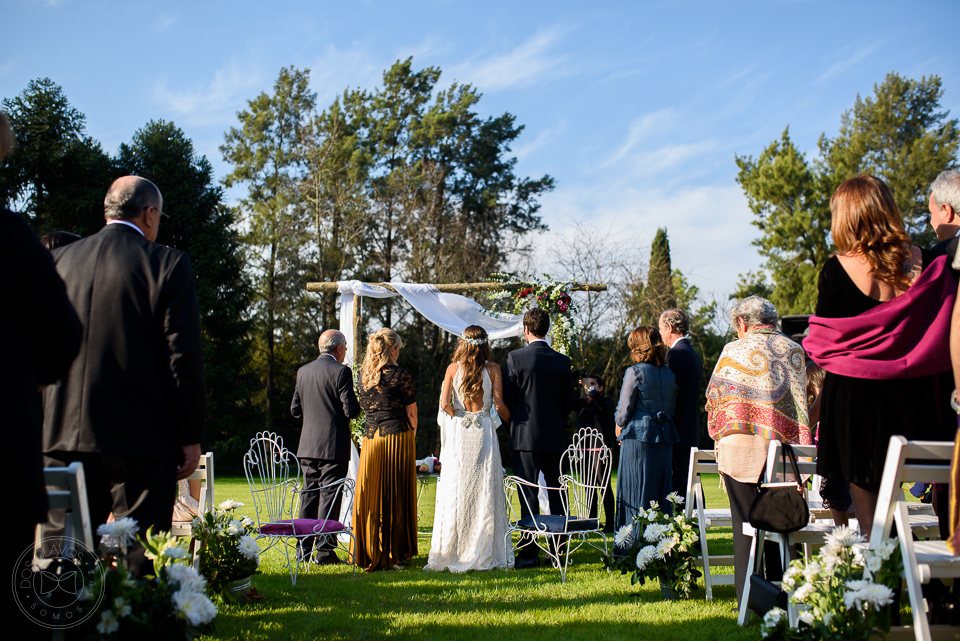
left=503, top=308, right=576, bottom=568
left=658, top=308, right=704, bottom=496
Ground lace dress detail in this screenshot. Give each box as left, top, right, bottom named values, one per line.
left=357, top=365, right=416, bottom=438
left=424, top=364, right=514, bottom=572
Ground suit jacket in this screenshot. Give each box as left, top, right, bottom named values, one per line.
left=504, top=341, right=575, bottom=452
left=931, top=236, right=960, bottom=281
left=665, top=338, right=704, bottom=450
left=1, top=209, right=82, bottom=523
left=291, top=355, right=361, bottom=461
left=42, top=223, right=206, bottom=462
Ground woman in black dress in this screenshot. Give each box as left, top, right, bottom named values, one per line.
left=810, top=175, right=955, bottom=538
left=351, top=328, right=418, bottom=571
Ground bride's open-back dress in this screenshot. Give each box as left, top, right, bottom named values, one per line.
left=425, top=364, right=514, bottom=572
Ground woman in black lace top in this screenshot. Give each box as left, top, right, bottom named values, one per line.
left=351, top=328, right=418, bottom=570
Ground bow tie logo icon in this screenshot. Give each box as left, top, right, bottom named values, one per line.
left=39, top=570, right=80, bottom=595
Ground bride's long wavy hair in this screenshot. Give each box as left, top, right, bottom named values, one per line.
left=451, top=325, right=490, bottom=405
left=361, top=328, right=402, bottom=389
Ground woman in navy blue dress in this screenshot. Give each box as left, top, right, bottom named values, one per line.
left=614, top=326, right=679, bottom=531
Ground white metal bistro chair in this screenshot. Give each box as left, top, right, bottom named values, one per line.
left=869, top=436, right=960, bottom=641
left=504, top=428, right=612, bottom=582
left=244, top=432, right=356, bottom=584
left=39, top=462, right=95, bottom=551
left=171, top=452, right=215, bottom=567
left=684, top=448, right=734, bottom=600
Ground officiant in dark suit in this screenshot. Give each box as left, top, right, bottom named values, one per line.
left=291, top=329, right=362, bottom=564
left=658, top=308, right=704, bottom=496
left=42, top=176, right=206, bottom=575
left=504, top=308, right=576, bottom=568
left=929, top=170, right=960, bottom=266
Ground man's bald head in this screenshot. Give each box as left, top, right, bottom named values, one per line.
left=104, top=176, right=162, bottom=221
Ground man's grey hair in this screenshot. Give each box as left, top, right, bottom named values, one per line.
left=104, top=177, right=161, bottom=220
left=730, top=295, right=778, bottom=330
left=318, top=330, right=347, bottom=355
left=931, top=170, right=960, bottom=212
left=659, top=308, right=689, bottom=336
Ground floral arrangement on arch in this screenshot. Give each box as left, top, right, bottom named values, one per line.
left=486, top=272, right=581, bottom=355
left=602, top=493, right=702, bottom=599
left=85, top=517, right=217, bottom=638
left=192, top=500, right=261, bottom=597
left=761, top=526, right=903, bottom=641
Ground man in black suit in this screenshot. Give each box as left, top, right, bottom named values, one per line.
left=658, top=308, right=704, bottom=496
left=0, top=113, right=82, bottom=592
left=503, top=308, right=576, bottom=567
left=929, top=169, right=960, bottom=264
left=42, top=176, right=206, bottom=574
left=291, top=329, right=361, bottom=564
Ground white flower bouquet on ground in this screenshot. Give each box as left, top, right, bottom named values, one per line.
left=602, top=492, right=702, bottom=599
left=192, top=500, right=261, bottom=598
left=761, top=526, right=902, bottom=641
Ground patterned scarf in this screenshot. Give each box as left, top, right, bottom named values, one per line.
left=706, top=327, right=812, bottom=445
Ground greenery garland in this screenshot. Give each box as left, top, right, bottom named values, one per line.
left=485, top=272, right=581, bottom=355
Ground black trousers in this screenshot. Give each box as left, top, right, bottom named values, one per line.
left=299, top=458, right=349, bottom=560
left=512, top=450, right=564, bottom=558
left=722, top=472, right=787, bottom=606
left=41, top=452, right=176, bottom=576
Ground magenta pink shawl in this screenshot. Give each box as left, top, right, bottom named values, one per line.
left=805, top=255, right=955, bottom=380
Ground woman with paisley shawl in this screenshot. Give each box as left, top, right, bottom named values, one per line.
left=706, top=295, right=812, bottom=609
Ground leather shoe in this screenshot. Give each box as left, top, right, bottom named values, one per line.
left=315, top=556, right=344, bottom=566
left=515, top=557, right=540, bottom=569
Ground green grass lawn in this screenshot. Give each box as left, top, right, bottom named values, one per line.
left=203, top=473, right=757, bottom=640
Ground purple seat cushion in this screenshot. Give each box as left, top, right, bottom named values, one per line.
left=259, top=519, right=344, bottom=536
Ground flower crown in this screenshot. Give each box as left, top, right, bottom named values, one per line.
left=460, top=331, right=487, bottom=346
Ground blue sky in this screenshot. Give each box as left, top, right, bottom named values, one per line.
left=6, top=0, right=959, bottom=302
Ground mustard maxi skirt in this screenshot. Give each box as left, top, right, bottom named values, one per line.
left=351, top=428, right=418, bottom=571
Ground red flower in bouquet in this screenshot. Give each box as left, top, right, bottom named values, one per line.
left=517, top=288, right=533, bottom=299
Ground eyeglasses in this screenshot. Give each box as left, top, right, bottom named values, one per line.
left=144, top=205, right=169, bottom=220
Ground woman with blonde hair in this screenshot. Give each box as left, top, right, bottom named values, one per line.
left=613, top=326, right=678, bottom=533
left=351, top=328, right=418, bottom=571
left=424, top=325, right=514, bottom=572
left=806, top=175, right=955, bottom=539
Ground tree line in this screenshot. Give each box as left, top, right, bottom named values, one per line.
left=2, top=67, right=956, bottom=465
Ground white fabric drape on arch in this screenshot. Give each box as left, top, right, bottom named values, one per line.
left=335, top=281, right=524, bottom=366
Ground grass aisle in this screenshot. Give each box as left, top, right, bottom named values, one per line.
left=208, top=474, right=759, bottom=641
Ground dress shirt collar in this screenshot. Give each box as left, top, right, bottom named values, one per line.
left=106, top=219, right=145, bottom=237
left=670, top=335, right=688, bottom=348
left=318, top=354, right=336, bottom=360
left=527, top=338, right=548, bottom=345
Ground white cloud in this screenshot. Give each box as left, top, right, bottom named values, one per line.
left=817, top=44, right=881, bottom=82
left=153, top=57, right=267, bottom=126
left=154, top=12, right=178, bottom=31
left=0, top=59, right=15, bottom=78
left=450, top=26, right=573, bottom=91
left=600, top=110, right=676, bottom=169
left=512, top=120, right=567, bottom=160
left=531, top=182, right=760, bottom=300
left=308, top=43, right=383, bottom=106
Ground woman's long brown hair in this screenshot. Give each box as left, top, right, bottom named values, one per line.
left=628, top=325, right=667, bottom=366
left=450, top=325, right=491, bottom=405
left=360, top=328, right=402, bottom=389
left=830, top=175, right=912, bottom=289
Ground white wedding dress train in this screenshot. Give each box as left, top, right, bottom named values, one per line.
left=425, top=365, right=514, bottom=572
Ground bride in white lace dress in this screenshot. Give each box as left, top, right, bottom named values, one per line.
left=425, top=325, right=515, bottom=572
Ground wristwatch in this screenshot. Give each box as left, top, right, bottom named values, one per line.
left=952, top=389, right=960, bottom=415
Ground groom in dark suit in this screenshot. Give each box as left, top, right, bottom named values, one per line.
left=291, top=329, right=361, bottom=564
left=504, top=308, right=576, bottom=568
left=42, top=176, right=206, bottom=574
left=658, top=308, right=704, bottom=496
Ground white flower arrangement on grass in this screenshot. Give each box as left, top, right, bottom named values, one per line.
left=193, top=500, right=261, bottom=597
left=603, top=493, right=701, bottom=599
left=761, top=526, right=902, bottom=641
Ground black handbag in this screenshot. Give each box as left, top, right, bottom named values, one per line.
left=748, top=443, right=809, bottom=534
left=746, top=533, right=789, bottom=616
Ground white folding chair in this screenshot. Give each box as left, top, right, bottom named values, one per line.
left=244, top=432, right=356, bottom=584
left=684, top=448, right=734, bottom=600
left=869, top=436, right=960, bottom=641
left=39, top=462, right=94, bottom=551
left=171, top=452, right=215, bottom=568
